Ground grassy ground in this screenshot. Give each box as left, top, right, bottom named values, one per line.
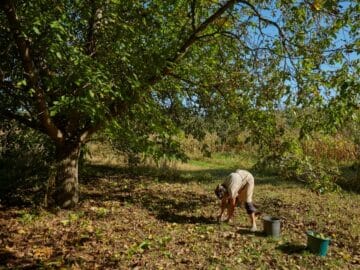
left=0, top=155, right=359, bottom=269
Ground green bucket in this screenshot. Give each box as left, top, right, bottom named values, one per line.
left=306, top=231, right=330, bottom=256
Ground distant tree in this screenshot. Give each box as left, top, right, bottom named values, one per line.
left=1, top=0, right=358, bottom=207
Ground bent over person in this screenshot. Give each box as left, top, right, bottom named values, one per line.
left=214, top=169, right=258, bottom=231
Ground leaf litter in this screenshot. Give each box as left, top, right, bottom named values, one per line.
left=0, top=168, right=359, bottom=269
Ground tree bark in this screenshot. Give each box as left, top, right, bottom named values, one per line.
left=53, top=143, right=81, bottom=208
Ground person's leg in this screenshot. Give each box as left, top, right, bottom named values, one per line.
left=245, top=202, right=257, bottom=231
left=249, top=212, right=257, bottom=231
left=244, top=176, right=257, bottom=231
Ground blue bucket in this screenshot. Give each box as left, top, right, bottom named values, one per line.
left=306, top=231, right=330, bottom=256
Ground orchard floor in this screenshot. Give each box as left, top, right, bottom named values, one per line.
left=0, top=159, right=359, bottom=269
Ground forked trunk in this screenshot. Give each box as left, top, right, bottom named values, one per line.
left=53, top=143, right=81, bottom=208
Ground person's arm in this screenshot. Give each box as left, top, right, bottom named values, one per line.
left=225, top=197, right=236, bottom=222
left=217, top=197, right=228, bottom=221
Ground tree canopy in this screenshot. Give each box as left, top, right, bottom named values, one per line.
left=1, top=0, right=359, bottom=207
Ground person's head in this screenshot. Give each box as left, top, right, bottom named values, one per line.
left=214, top=184, right=227, bottom=199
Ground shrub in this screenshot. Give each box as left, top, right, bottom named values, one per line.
left=0, top=120, right=54, bottom=205
left=278, top=154, right=341, bottom=194
left=254, top=137, right=341, bottom=194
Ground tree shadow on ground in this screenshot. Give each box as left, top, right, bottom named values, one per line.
left=82, top=192, right=135, bottom=204
left=236, top=228, right=267, bottom=237
left=80, top=169, right=218, bottom=225
left=81, top=163, right=229, bottom=185
left=0, top=160, right=302, bottom=209
left=134, top=190, right=217, bottom=225
left=79, top=163, right=306, bottom=225
left=81, top=163, right=304, bottom=188
left=276, top=242, right=308, bottom=255
left=156, top=212, right=217, bottom=224
left=0, top=249, right=17, bottom=264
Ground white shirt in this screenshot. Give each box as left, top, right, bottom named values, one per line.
left=223, top=170, right=253, bottom=199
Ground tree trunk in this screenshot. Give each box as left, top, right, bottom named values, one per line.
left=53, top=143, right=81, bottom=208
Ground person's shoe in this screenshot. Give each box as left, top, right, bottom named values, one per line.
left=250, top=226, right=257, bottom=232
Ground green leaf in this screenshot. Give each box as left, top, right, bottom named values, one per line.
left=16, top=79, right=27, bottom=87
left=32, top=26, right=40, bottom=35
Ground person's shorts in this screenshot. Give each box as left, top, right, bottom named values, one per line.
left=245, top=202, right=257, bottom=214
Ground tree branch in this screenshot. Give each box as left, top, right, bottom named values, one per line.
left=190, top=0, right=197, bottom=31
left=0, top=109, right=45, bottom=132
left=148, top=0, right=238, bottom=85
left=167, top=71, right=229, bottom=102
left=236, top=1, right=300, bottom=73
left=85, top=0, right=98, bottom=56
left=171, top=0, right=238, bottom=63
left=1, top=0, right=64, bottom=145
left=79, top=123, right=102, bottom=143
left=238, top=0, right=285, bottom=40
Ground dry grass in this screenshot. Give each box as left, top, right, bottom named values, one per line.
left=302, top=134, right=358, bottom=163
